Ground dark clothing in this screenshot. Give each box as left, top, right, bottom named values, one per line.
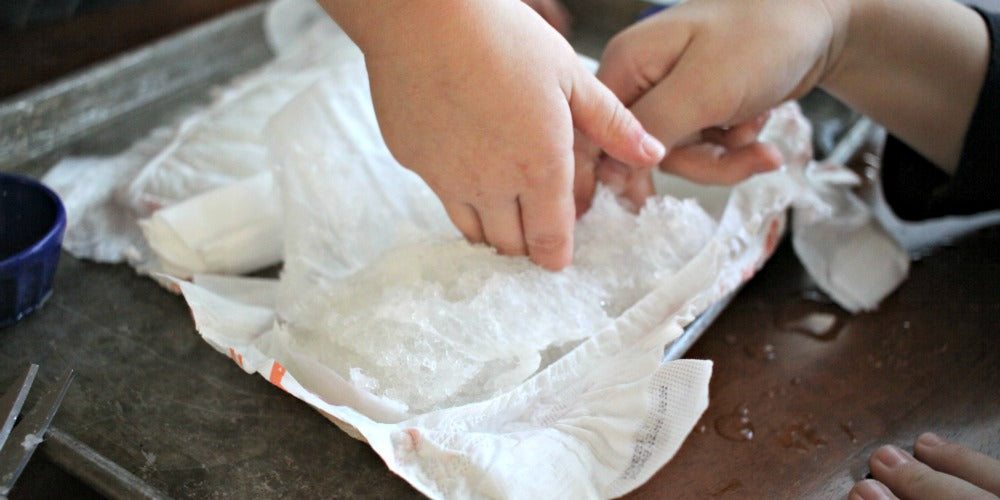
left=881, top=7, right=1000, bottom=220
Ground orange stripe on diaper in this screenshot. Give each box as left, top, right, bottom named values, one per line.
left=269, top=362, right=286, bottom=389
left=764, top=217, right=781, bottom=255
left=228, top=348, right=244, bottom=368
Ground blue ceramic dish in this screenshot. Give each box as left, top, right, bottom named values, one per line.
left=1, top=173, right=66, bottom=327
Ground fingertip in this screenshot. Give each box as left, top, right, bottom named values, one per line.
left=916, top=432, right=946, bottom=450
left=570, top=76, right=662, bottom=169
left=756, top=142, right=785, bottom=170
left=518, top=181, right=576, bottom=272
left=870, top=445, right=912, bottom=473
left=849, top=479, right=896, bottom=500
left=621, top=168, right=655, bottom=209
left=640, top=132, right=667, bottom=162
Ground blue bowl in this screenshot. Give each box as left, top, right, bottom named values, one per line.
left=1, top=173, right=66, bottom=327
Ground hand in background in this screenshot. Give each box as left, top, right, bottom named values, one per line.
left=320, top=0, right=664, bottom=270
left=851, top=432, right=1000, bottom=500
left=591, top=0, right=840, bottom=203
left=590, top=0, right=988, bottom=204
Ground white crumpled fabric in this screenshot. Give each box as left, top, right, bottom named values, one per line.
left=41, top=0, right=915, bottom=497
left=171, top=42, right=803, bottom=497
left=41, top=2, right=352, bottom=278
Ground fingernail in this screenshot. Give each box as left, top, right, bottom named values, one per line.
left=873, top=445, right=910, bottom=469
left=917, top=432, right=945, bottom=448
left=851, top=479, right=894, bottom=500
left=640, top=133, right=666, bottom=160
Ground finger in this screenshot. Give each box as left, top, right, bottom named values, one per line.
left=444, top=201, right=484, bottom=244
left=869, top=445, right=998, bottom=500
left=518, top=165, right=576, bottom=270
left=623, top=37, right=749, bottom=151
left=620, top=166, right=656, bottom=208
left=595, top=157, right=654, bottom=208
left=659, top=141, right=783, bottom=185
left=848, top=479, right=899, bottom=500
left=573, top=130, right=600, bottom=217
left=914, top=433, right=1000, bottom=496
left=478, top=200, right=528, bottom=257
left=701, top=112, right=772, bottom=149
left=596, top=18, right=690, bottom=107
left=568, top=72, right=666, bottom=169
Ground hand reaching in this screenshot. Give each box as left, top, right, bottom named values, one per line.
left=590, top=0, right=842, bottom=203
left=322, top=0, right=665, bottom=270
left=851, top=433, right=1000, bottom=500
left=590, top=0, right=989, bottom=202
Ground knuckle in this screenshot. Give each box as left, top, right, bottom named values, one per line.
left=521, top=159, right=568, bottom=186
left=526, top=231, right=569, bottom=254
left=604, top=101, right=634, bottom=139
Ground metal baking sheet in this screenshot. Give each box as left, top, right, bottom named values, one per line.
left=0, top=4, right=864, bottom=497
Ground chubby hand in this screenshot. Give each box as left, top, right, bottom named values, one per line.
left=591, top=0, right=845, bottom=203
left=350, top=1, right=664, bottom=270
left=851, top=433, right=1000, bottom=500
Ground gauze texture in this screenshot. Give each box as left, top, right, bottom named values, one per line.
left=40, top=9, right=350, bottom=276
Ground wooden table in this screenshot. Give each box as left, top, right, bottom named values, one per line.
left=635, top=221, right=1000, bottom=498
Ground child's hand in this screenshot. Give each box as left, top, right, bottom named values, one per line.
left=327, top=0, right=664, bottom=270
left=592, top=0, right=842, bottom=201
left=851, top=433, right=1000, bottom=500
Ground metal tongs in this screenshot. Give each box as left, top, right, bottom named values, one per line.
left=0, top=364, right=75, bottom=496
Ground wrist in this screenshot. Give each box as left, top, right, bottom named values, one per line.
left=816, top=0, right=866, bottom=91
left=316, top=0, right=471, bottom=57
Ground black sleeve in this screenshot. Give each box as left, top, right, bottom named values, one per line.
left=881, top=6, right=1000, bottom=221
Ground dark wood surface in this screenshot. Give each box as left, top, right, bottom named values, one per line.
left=0, top=0, right=260, bottom=99
left=635, top=224, right=1000, bottom=498
left=3, top=2, right=998, bottom=498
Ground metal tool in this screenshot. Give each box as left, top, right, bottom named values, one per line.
left=0, top=364, right=75, bottom=496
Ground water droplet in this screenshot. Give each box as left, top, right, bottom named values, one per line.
left=902, top=321, right=911, bottom=329
left=783, top=312, right=843, bottom=342
left=743, top=343, right=777, bottom=361
left=762, top=344, right=776, bottom=361
left=778, top=422, right=828, bottom=452
left=714, top=404, right=754, bottom=442
left=697, top=424, right=707, bottom=433
left=800, top=287, right=835, bottom=304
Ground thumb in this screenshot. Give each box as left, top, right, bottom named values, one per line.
left=568, top=72, right=666, bottom=168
